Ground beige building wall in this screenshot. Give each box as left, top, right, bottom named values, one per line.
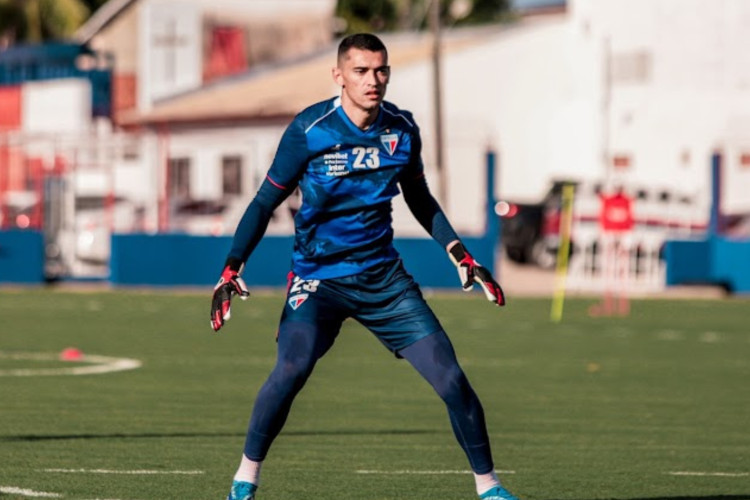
left=89, top=5, right=139, bottom=73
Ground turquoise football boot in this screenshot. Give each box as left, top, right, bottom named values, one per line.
left=480, top=485, right=520, bottom=500
left=226, top=480, right=257, bottom=500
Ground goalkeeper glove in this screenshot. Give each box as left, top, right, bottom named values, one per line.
left=448, top=242, right=506, bottom=306
left=210, top=260, right=250, bottom=332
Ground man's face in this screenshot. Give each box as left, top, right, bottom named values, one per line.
left=333, top=48, right=390, bottom=112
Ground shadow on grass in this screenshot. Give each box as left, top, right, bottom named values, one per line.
left=0, top=428, right=437, bottom=442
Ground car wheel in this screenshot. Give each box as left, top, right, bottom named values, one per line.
left=531, top=239, right=557, bottom=269
left=505, top=246, right=527, bottom=264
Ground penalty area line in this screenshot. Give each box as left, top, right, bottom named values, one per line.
left=667, top=471, right=749, bottom=477
left=43, top=468, right=204, bottom=475
left=355, top=469, right=516, bottom=475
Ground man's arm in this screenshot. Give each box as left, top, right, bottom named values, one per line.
left=225, top=179, right=292, bottom=270
left=400, top=173, right=459, bottom=248
left=400, top=175, right=505, bottom=306
left=398, top=121, right=458, bottom=249
left=211, top=120, right=308, bottom=331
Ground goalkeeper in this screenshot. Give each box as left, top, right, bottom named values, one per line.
left=210, top=33, right=519, bottom=500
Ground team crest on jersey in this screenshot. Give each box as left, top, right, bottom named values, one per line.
left=288, top=293, right=309, bottom=310
left=380, top=133, right=399, bottom=156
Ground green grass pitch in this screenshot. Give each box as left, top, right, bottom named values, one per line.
left=1, top=289, right=749, bottom=500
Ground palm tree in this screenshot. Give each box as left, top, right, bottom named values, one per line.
left=0, top=0, right=89, bottom=46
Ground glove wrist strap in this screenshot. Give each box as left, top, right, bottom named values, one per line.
left=225, top=257, right=243, bottom=273
left=448, top=242, right=468, bottom=264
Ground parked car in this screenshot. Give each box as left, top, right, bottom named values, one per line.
left=170, top=199, right=241, bottom=235
left=169, top=197, right=296, bottom=236
left=724, top=212, right=750, bottom=238
left=498, top=180, right=593, bottom=269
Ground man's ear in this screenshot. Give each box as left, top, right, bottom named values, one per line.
left=332, top=66, right=343, bottom=87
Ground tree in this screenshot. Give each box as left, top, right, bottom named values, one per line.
left=335, top=0, right=399, bottom=34
left=80, top=0, right=109, bottom=14
left=0, top=0, right=89, bottom=46
left=335, top=0, right=511, bottom=34
left=457, top=0, right=510, bottom=25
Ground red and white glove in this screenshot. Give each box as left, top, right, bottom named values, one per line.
left=210, top=263, right=250, bottom=332
left=448, top=243, right=506, bottom=306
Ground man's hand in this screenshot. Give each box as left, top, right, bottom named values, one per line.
left=210, top=264, right=250, bottom=331
left=448, top=242, right=506, bottom=306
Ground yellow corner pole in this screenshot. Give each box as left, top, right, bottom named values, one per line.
left=550, top=184, right=576, bottom=322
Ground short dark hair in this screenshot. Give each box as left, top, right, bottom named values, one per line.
left=337, top=33, right=387, bottom=61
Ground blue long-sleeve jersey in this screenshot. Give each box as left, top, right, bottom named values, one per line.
left=228, top=96, right=459, bottom=280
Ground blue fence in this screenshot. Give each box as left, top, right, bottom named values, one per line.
left=0, top=230, right=45, bottom=283
left=665, top=237, right=750, bottom=293
left=664, top=152, right=750, bottom=294
left=107, top=232, right=496, bottom=289
left=4, top=148, right=749, bottom=293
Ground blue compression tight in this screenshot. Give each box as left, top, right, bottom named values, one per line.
left=399, top=330, right=494, bottom=474
left=242, top=327, right=494, bottom=474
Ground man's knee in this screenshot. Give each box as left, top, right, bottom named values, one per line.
left=267, top=350, right=317, bottom=394
left=435, top=363, right=472, bottom=402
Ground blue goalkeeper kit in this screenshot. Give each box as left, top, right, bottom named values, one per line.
left=227, top=96, right=458, bottom=279
left=229, top=97, right=495, bottom=476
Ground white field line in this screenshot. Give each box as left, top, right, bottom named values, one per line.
left=43, top=468, right=203, bottom=475
left=667, top=471, right=749, bottom=477
left=0, top=352, right=142, bottom=377
left=355, top=469, right=515, bottom=475
left=0, top=486, right=62, bottom=498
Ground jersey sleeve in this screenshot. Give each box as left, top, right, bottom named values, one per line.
left=399, top=124, right=459, bottom=249
left=402, top=117, right=427, bottom=182
left=265, top=117, right=310, bottom=191
left=225, top=118, right=309, bottom=268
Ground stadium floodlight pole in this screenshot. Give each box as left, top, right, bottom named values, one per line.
left=430, top=0, right=448, bottom=208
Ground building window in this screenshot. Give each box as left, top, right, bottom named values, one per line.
left=203, top=26, right=248, bottom=83
left=122, top=139, right=140, bottom=161
left=611, top=50, right=652, bottom=85
left=222, top=155, right=243, bottom=196
left=168, top=157, right=191, bottom=199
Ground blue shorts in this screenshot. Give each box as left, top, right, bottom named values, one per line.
left=279, top=259, right=444, bottom=355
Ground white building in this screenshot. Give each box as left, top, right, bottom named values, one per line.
left=388, top=0, right=750, bottom=216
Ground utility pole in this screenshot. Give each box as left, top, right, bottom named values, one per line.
left=430, top=0, right=447, bottom=207
left=602, top=36, right=612, bottom=188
